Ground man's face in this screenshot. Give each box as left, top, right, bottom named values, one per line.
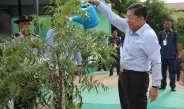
left=112, top=31, right=118, bottom=37
left=126, top=9, right=143, bottom=32
left=164, top=21, right=171, bottom=31
left=18, top=21, right=31, bottom=36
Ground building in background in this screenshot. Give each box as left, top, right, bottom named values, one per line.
left=166, top=2, right=184, bottom=22
left=0, top=0, right=49, bottom=39
left=0, top=0, right=121, bottom=40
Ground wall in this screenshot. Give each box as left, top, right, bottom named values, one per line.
left=0, top=9, right=11, bottom=36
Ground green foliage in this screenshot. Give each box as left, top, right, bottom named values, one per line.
left=0, top=36, right=50, bottom=109
left=42, top=0, right=115, bottom=108
left=0, top=0, right=115, bottom=109
left=112, top=0, right=140, bottom=17
left=45, top=24, right=113, bottom=109
left=174, top=12, right=184, bottom=50
left=144, top=0, right=175, bottom=34
left=175, top=21, right=184, bottom=50
left=173, top=11, right=184, bottom=19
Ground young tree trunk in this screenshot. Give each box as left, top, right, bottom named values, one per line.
left=56, top=53, right=63, bottom=109
left=59, top=76, right=63, bottom=109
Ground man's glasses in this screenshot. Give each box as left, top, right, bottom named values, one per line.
left=125, top=16, right=139, bottom=20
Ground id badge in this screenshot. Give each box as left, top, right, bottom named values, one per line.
left=163, top=40, right=167, bottom=46
left=114, top=44, right=117, bottom=48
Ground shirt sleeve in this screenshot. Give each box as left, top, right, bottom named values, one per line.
left=96, top=2, right=128, bottom=33
left=46, top=29, right=55, bottom=59
left=108, top=37, right=112, bottom=45
left=76, top=52, right=82, bottom=66
left=157, top=31, right=162, bottom=45
left=46, top=29, right=55, bottom=48
left=174, top=31, right=179, bottom=43
left=141, top=34, right=162, bottom=86
left=46, top=29, right=52, bottom=40
left=119, top=37, right=123, bottom=45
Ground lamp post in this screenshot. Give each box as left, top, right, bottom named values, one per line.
left=18, top=0, right=22, bottom=16
left=33, top=0, right=39, bottom=34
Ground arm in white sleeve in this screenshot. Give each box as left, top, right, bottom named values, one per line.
left=76, top=52, right=82, bottom=66
left=142, top=34, right=162, bottom=86
left=46, top=29, right=55, bottom=47
left=46, top=29, right=55, bottom=59
left=149, top=50, right=162, bottom=86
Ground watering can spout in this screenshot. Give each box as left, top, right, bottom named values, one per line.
left=71, top=16, right=83, bottom=24
left=70, top=2, right=100, bottom=29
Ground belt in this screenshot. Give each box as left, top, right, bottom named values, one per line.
left=123, top=69, right=147, bottom=74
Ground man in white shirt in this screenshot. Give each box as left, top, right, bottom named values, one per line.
left=46, top=29, right=83, bottom=75
left=46, top=29, right=83, bottom=109
left=88, top=0, right=162, bottom=109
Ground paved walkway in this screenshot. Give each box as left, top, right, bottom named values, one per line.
left=74, top=71, right=184, bottom=109
left=74, top=71, right=184, bottom=89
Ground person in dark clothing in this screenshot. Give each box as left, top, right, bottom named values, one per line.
left=176, top=57, right=182, bottom=81
left=158, top=19, right=180, bottom=91
left=108, top=29, right=122, bottom=76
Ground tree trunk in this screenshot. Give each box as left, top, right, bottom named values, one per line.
left=58, top=76, right=63, bottom=109
left=56, top=53, right=63, bottom=109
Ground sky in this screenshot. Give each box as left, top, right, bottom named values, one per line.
left=141, top=0, right=184, bottom=3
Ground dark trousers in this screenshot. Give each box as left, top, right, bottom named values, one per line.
left=118, top=69, right=149, bottom=109
left=110, top=55, right=120, bottom=75
left=176, top=70, right=181, bottom=81
left=161, top=58, right=176, bottom=88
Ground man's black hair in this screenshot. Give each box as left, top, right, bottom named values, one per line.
left=128, top=3, right=148, bottom=20
left=164, top=19, right=171, bottom=22
left=112, top=28, right=117, bottom=32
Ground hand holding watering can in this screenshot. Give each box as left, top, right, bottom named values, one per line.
left=69, top=0, right=100, bottom=29
left=88, top=0, right=101, bottom=5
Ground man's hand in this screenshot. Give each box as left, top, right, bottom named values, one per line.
left=149, top=87, right=158, bottom=103
left=78, top=66, right=83, bottom=78
left=176, top=54, right=181, bottom=59
left=88, top=0, right=100, bottom=6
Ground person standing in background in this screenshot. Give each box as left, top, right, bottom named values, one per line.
left=108, top=29, right=122, bottom=76
left=158, top=19, right=180, bottom=91
left=46, top=29, right=83, bottom=76
left=13, top=15, right=36, bottom=38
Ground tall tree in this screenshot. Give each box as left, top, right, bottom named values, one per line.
left=144, top=0, right=175, bottom=34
